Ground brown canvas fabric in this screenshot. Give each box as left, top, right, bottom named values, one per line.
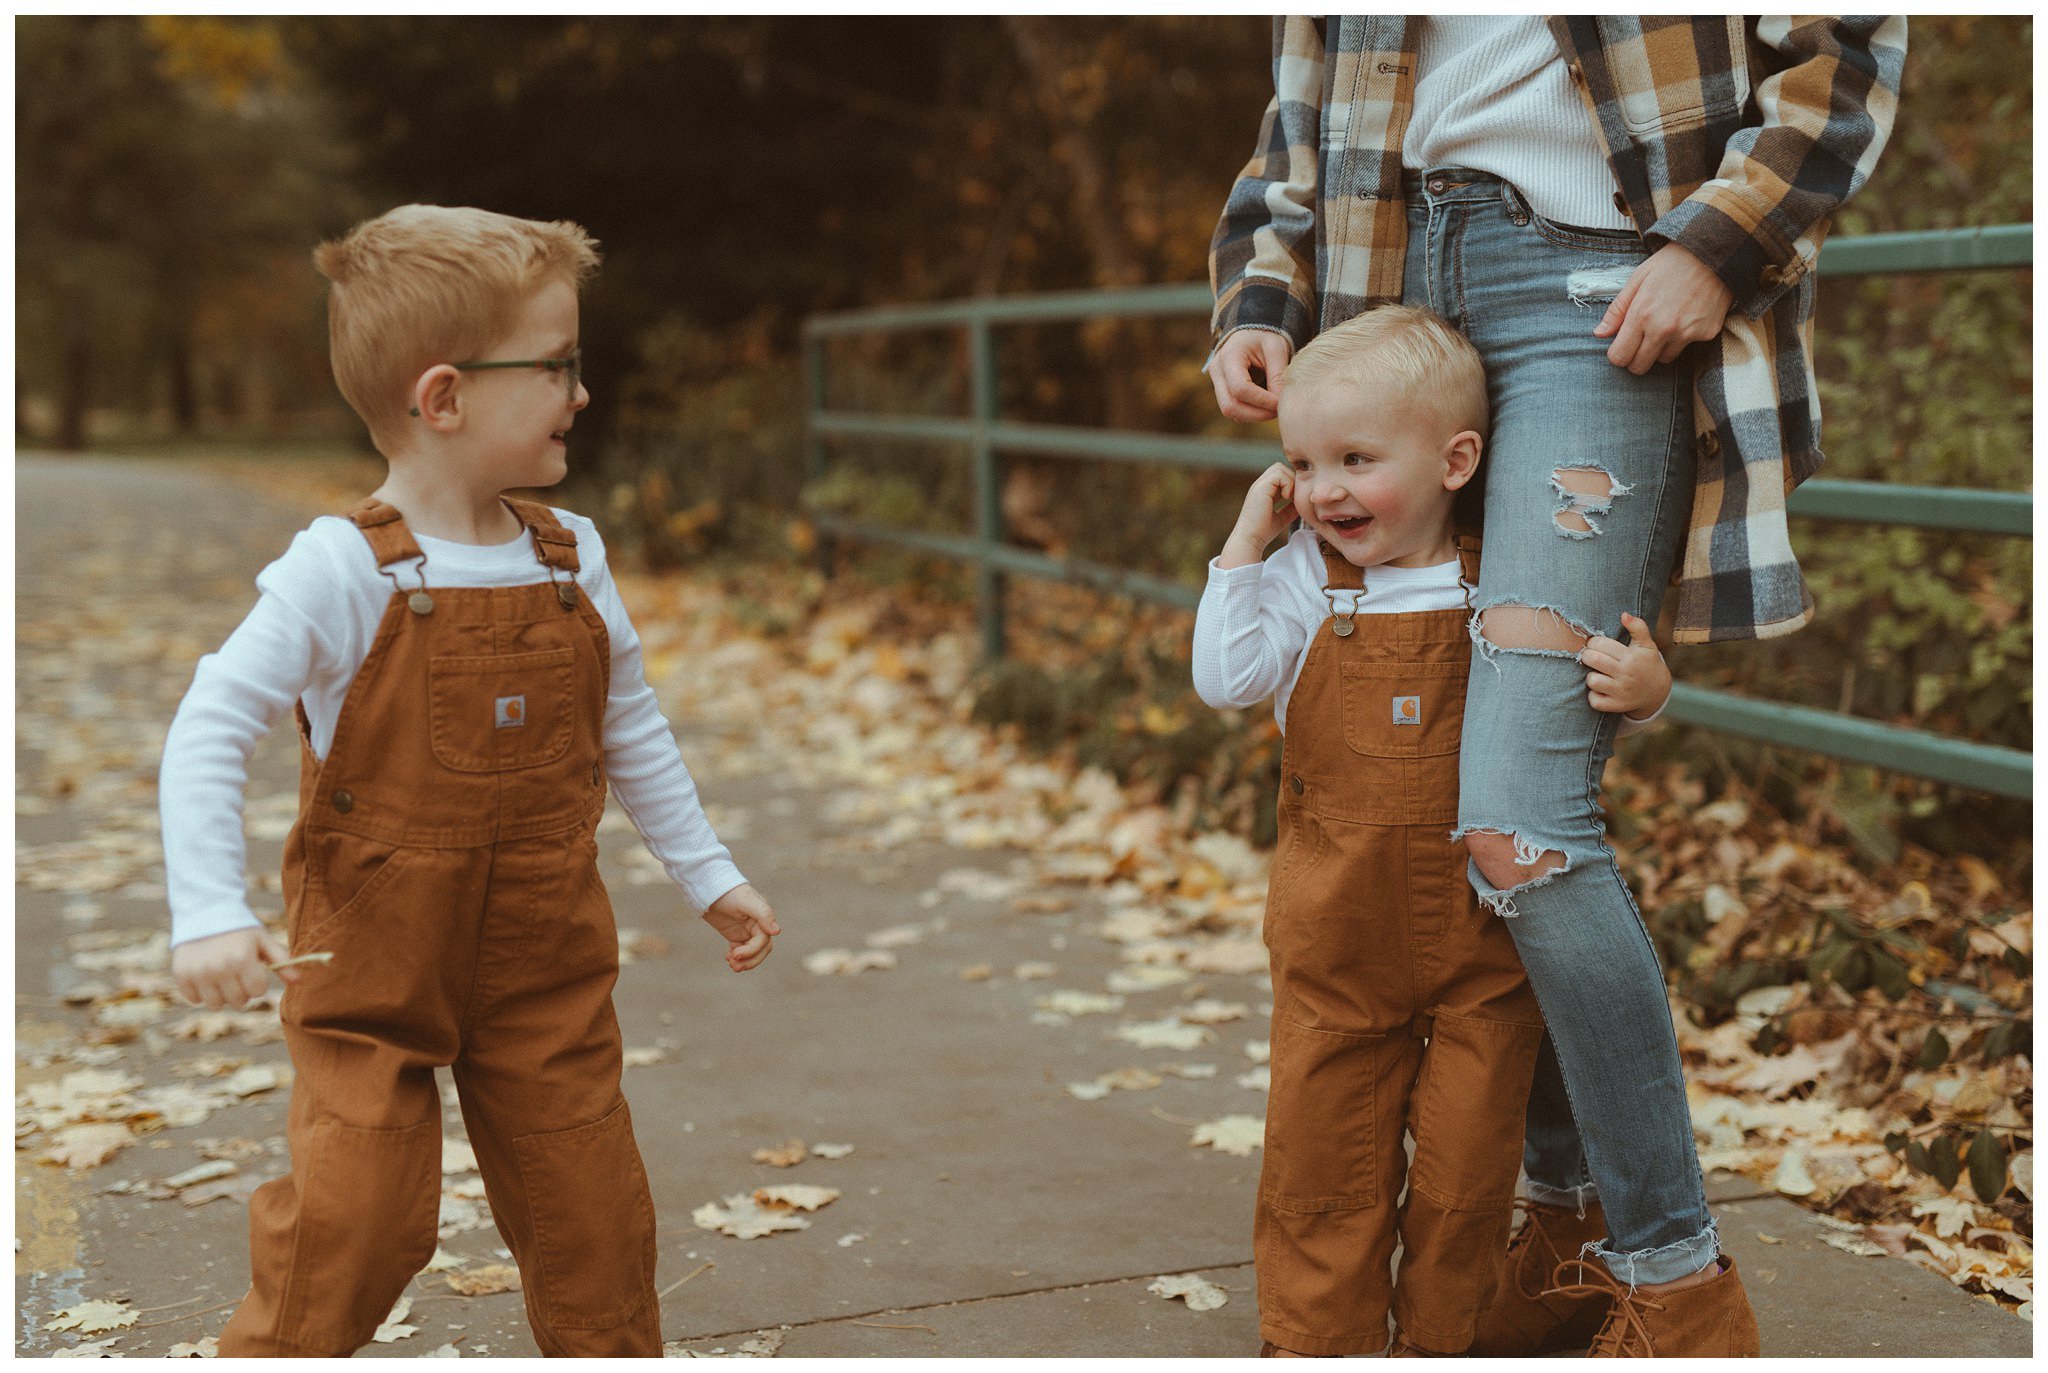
left=1255, top=540, right=1544, bottom=1357
left=218, top=501, right=660, bottom=1357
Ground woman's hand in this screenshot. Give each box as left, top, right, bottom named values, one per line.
left=1594, top=242, right=1735, bottom=375
left=1209, top=329, right=1294, bottom=422
left=1220, top=463, right=1298, bottom=569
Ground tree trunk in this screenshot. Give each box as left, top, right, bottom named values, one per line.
left=1002, top=15, right=1150, bottom=432
left=55, top=323, right=90, bottom=452
left=167, top=319, right=200, bottom=433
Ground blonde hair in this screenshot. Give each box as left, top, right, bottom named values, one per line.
left=1285, top=304, right=1489, bottom=437
left=313, top=205, right=600, bottom=450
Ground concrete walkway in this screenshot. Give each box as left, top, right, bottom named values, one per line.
left=13, top=455, right=2030, bottom=1357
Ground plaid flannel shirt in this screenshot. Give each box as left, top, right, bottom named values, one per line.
left=1210, top=16, right=1907, bottom=643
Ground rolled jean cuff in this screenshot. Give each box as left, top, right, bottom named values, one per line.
left=1524, top=1177, right=1599, bottom=1214
left=1589, top=1216, right=1721, bottom=1288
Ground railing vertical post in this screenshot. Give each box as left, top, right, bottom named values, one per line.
left=803, top=331, right=835, bottom=580
left=969, top=316, right=1006, bottom=659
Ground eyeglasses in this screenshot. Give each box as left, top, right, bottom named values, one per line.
left=410, top=346, right=581, bottom=416
left=456, top=345, right=580, bottom=396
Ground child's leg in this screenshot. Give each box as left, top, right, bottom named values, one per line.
left=451, top=829, right=661, bottom=1357
left=1257, top=807, right=1428, bottom=1357
left=219, top=844, right=479, bottom=1356
left=1391, top=835, right=1545, bottom=1354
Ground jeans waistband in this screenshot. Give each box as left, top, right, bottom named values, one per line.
left=1401, top=167, right=1517, bottom=207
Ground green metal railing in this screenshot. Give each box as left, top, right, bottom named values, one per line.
left=802, top=224, right=2032, bottom=798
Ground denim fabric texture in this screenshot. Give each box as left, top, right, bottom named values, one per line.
left=1398, top=167, right=1718, bottom=1286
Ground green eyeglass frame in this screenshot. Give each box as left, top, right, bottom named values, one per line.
left=409, top=346, right=581, bottom=416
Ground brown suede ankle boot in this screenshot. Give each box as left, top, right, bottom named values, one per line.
left=1559, top=1254, right=1761, bottom=1357
left=1468, top=1199, right=1610, bottom=1356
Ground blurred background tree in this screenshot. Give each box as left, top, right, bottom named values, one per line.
left=14, top=15, right=2030, bottom=859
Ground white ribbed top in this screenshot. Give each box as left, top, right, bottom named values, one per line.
left=159, top=510, right=746, bottom=946
left=1404, top=16, right=1631, bottom=230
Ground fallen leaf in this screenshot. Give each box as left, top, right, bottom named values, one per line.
left=1756, top=1233, right=1785, bottom=1245
left=44, top=1301, right=137, bottom=1335
left=864, top=924, right=924, bottom=949
left=444, top=1263, right=523, bottom=1296
left=42, top=1124, right=134, bottom=1170
left=221, top=1064, right=283, bottom=1097
left=694, top=1194, right=810, bottom=1240
left=1107, top=966, right=1190, bottom=994
left=1177, top=999, right=1250, bottom=1025
left=167, top=1337, right=218, bottom=1357
left=811, top=1143, right=855, bottom=1160
left=1035, top=990, right=1124, bottom=1017
left=372, top=1295, right=418, bottom=1343
left=422, top=1344, right=463, bottom=1358
left=1148, top=1273, right=1229, bottom=1311
left=957, top=964, right=994, bottom=982
left=1191, top=1115, right=1265, bottom=1157
left=623, top=1047, right=669, bottom=1069
left=1012, top=962, right=1057, bottom=980
left=754, top=1184, right=840, bottom=1212
left=837, top=1233, right=867, bottom=1247
left=752, top=1139, right=808, bottom=1168
left=802, top=949, right=896, bottom=976
left=1912, top=1196, right=1979, bottom=1239
left=1117, top=1019, right=1210, bottom=1051
left=164, top=1160, right=238, bottom=1190
left=52, top=1338, right=125, bottom=1357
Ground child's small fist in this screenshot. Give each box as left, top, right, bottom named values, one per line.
left=702, top=883, right=780, bottom=973
left=171, top=927, right=298, bottom=1010
left=1222, top=463, right=1298, bottom=566
left=1580, top=612, right=1672, bottom=720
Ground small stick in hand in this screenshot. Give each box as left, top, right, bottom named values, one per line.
left=267, top=950, right=335, bottom=973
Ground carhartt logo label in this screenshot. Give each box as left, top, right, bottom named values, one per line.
left=496, top=695, right=526, bottom=728
left=1393, top=695, right=1421, bottom=725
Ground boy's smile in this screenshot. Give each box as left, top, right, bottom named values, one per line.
left=1278, top=375, right=1479, bottom=570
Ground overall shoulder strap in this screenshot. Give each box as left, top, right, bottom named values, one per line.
left=1318, top=538, right=1364, bottom=591
left=502, top=498, right=581, bottom=574
left=1454, top=532, right=1482, bottom=588
left=342, top=498, right=424, bottom=568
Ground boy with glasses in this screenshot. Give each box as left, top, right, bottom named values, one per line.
left=160, top=204, right=780, bottom=1355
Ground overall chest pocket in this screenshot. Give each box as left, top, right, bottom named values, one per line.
left=428, top=647, right=577, bottom=773
left=1340, top=660, right=1466, bottom=759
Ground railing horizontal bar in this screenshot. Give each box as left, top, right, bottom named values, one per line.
left=805, top=229, right=2028, bottom=337
left=818, top=414, right=2033, bottom=530
left=810, top=513, right=1203, bottom=609
left=1789, top=480, right=2031, bottom=534
left=1817, top=224, right=2032, bottom=277
left=805, top=283, right=1216, bottom=336
left=808, top=513, right=2028, bottom=797
left=1662, top=684, right=2030, bottom=798
left=816, top=411, right=1276, bottom=471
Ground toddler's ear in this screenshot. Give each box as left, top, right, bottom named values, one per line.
left=1441, top=430, right=1484, bottom=491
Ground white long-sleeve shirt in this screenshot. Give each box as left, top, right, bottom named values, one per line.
left=160, top=508, right=744, bottom=947
left=1191, top=529, right=1662, bottom=735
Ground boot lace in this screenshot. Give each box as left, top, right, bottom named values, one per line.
left=1544, top=1260, right=1665, bottom=1358
left=1503, top=1197, right=1568, bottom=1298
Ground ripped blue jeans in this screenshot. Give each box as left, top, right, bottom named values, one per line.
left=1399, top=169, right=1716, bottom=1286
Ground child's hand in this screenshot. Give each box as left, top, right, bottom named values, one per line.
left=172, top=927, right=299, bottom=1010
left=702, top=883, right=781, bottom=973
left=1581, top=613, right=1672, bottom=720
left=1220, top=463, right=1298, bottom=569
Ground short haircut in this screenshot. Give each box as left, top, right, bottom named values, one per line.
left=313, top=205, right=600, bottom=451
left=1283, top=304, right=1489, bottom=437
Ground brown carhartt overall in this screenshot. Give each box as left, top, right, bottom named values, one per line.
left=1256, top=539, right=1545, bottom=1357
left=219, top=498, right=661, bottom=1357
